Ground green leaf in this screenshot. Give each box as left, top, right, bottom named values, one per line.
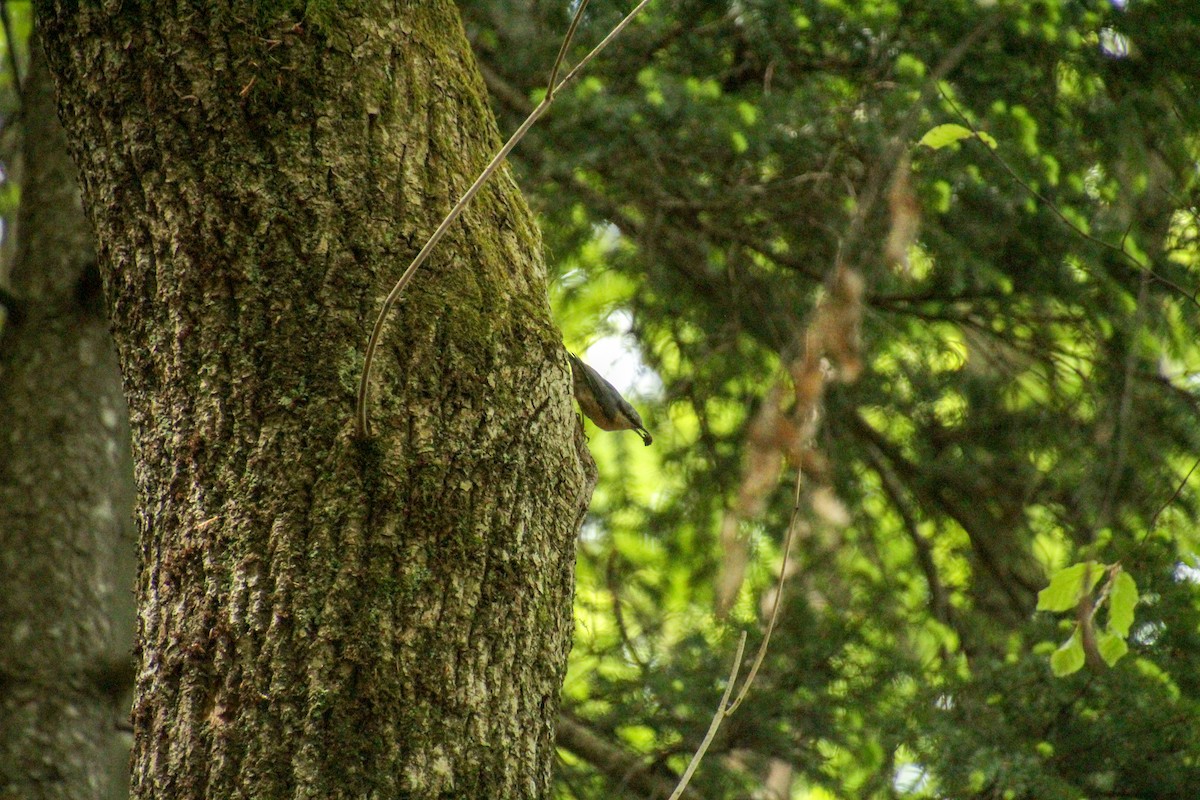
left=919, top=124, right=974, bottom=149
left=1050, top=630, right=1085, bottom=676
left=918, top=125, right=998, bottom=150
left=974, top=130, right=999, bottom=149
left=1107, top=571, right=1138, bottom=636
left=1097, top=632, right=1129, bottom=667
left=1037, top=562, right=1104, bottom=612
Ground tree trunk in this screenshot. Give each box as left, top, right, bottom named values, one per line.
left=0, top=41, right=136, bottom=800
left=35, top=2, right=594, bottom=797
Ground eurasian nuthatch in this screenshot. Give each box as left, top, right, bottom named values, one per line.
left=568, top=352, right=652, bottom=446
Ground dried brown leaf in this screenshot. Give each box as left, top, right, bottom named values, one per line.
left=885, top=155, right=921, bottom=274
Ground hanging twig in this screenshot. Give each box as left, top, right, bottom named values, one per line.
left=667, top=631, right=747, bottom=800
left=355, top=0, right=655, bottom=437
left=606, top=550, right=649, bottom=669
left=1148, top=454, right=1200, bottom=532
left=938, top=87, right=1200, bottom=312
left=661, top=467, right=804, bottom=798
left=547, top=0, right=591, bottom=95
left=725, top=467, right=802, bottom=715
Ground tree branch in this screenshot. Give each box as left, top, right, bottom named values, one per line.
left=938, top=87, right=1200, bottom=312
left=557, top=712, right=704, bottom=800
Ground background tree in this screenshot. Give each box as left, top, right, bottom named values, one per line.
left=0, top=31, right=136, bottom=800
left=34, top=1, right=593, bottom=797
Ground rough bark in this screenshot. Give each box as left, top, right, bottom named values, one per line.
left=35, top=2, right=594, bottom=798
left=0, top=41, right=136, bottom=800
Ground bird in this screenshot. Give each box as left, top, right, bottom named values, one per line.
left=567, top=352, right=652, bottom=446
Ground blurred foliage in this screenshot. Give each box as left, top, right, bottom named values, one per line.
left=0, top=0, right=28, bottom=333
left=461, top=0, right=1200, bottom=797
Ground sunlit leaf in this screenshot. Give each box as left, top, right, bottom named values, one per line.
left=1097, top=632, right=1130, bottom=667
left=973, top=130, right=999, bottom=149
left=918, top=124, right=997, bottom=150
left=1107, top=571, right=1138, bottom=636
left=1050, top=630, right=1085, bottom=676
left=1037, top=562, right=1104, bottom=612
left=919, top=124, right=973, bottom=149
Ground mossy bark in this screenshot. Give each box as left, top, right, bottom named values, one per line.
left=0, top=42, right=136, bottom=800
left=35, top=2, right=594, bottom=797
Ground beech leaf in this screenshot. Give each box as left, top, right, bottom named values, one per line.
left=1107, top=571, right=1138, bottom=637
left=1050, top=630, right=1085, bottom=677
left=1038, top=562, right=1104, bottom=612
left=1097, top=632, right=1129, bottom=667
